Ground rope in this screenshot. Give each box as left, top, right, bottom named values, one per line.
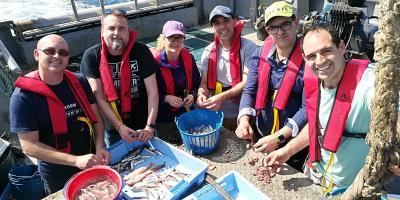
left=0, top=62, right=14, bottom=97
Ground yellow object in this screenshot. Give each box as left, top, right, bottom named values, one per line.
left=264, top=1, right=294, bottom=25
left=215, top=81, right=223, bottom=95
left=77, top=116, right=94, bottom=151
left=110, top=101, right=122, bottom=122
left=271, top=90, right=280, bottom=135
left=321, top=152, right=335, bottom=194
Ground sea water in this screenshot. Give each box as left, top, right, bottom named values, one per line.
left=0, top=0, right=129, bottom=22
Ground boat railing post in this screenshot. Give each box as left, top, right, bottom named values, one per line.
left=155, top=0, right=159, bottom=7
left=99, top=0, right=105, bottom=14
left=70, top=0, right=80, bottom=22
left=134, top=0, right=138, bottom=10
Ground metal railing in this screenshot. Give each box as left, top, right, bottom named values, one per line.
left=11, top=0, right=193, bottom=41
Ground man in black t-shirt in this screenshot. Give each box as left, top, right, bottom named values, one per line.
left=10, top=34, right=109, bottom=195
left=80, top=9, right=159, bottom=146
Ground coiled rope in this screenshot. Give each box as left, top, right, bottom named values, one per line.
left=0, top=62, right=14, bottom=97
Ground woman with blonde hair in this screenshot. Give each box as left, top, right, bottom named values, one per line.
left=153, top=20, right=200, bottom=143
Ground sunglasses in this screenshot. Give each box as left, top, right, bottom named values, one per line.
left=167, top=36, right=185, bottom=43
left=103, top=9, right=127, bottom=17
left=38, top=48, right=69, bottom=57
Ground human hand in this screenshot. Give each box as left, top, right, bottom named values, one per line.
left=389, top=166, right=400, bottom=175
left=75, top=154, right=101, bottom=170
left=203, top=94, right=224, bottom=111
left=165, top=95, right=183, bottom=108
left=262, top=147, right=291, bottom=173
left=253, top=135, right=279, bottom=153
left=235, top=117, right=253, bottom=140
left=137, top=126, right=154, bottom=142
left=95, top=147, right=110, bottom=165
left=196, top=94, right=208, bottom=108
left=118, top=124, right=139, bottom=143
left=183, top=94, right=194, bottom=108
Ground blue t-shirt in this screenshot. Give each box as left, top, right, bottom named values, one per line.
left=10, top=72, right=96, bottom=187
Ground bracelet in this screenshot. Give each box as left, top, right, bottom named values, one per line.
left=146, top=123, right=156, bottom=129
left=117, top=123, right=124, bottom=132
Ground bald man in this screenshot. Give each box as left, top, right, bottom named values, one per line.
left=10, top=34, right=109, bottom=195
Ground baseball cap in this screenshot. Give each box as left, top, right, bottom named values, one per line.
left=209, top=5, right=234, bottom=23
left=264, top=1, right=294, bottom=25
left=162, top=20, right=186, bottom=37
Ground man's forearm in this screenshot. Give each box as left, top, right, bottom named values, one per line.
left=19, top=134, right=78, bottom=167
left=221, top=81, right=245, bottom=100
left=91, top=104, right=105, bottom=148
left=283, top=124, right=310, bottom=157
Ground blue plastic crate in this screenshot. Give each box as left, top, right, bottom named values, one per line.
left=175, top=109, right=224, bottom=155
left=183, top=171, right=270, bottom=200
left=107, top=137, right=209, bottom=200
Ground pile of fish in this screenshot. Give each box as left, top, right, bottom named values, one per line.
left=188, top=124, right=214, bottom=135
left=111, top=147, right=158, bottom=173
left=124, top=162, right=189, bottom=199
left=76, top=179, right=118, bottom=200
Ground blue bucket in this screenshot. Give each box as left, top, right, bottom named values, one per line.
left=175, top=109, right=223, bottom=155
left=8, top=165, right=45, bottom=200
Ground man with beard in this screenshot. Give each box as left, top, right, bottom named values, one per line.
left=197, top=5, right=258, bottom=130
left=10, top=34, right=109, bottom=195
left=80, top=9, right=159, bottom=146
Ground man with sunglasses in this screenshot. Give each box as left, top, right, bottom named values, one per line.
left=10, top=34, right=109, bottom=195
left=235, top=1, right=308, bottom=171
left=80, top=9, right=159, bottom=146
left=197, top=5, right=258, bottom=131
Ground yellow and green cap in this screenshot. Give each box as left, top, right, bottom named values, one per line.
left=264, top=1, right=294, bottom=25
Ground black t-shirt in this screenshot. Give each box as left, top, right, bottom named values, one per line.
left=80, top=42, right=158, bottom=130
left=10, top=72, right=96, bottom=181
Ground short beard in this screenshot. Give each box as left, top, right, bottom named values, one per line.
left=109, top=39, right=126, bottom=52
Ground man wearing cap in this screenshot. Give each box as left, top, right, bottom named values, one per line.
left=80, top=9, right=159, bottom=146
left=235, top=1, right=307, bottom=171
left=197, top=5, right=258, bottom=130
left=152, top=20, right=200, bottom=142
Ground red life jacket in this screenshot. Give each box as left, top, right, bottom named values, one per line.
left=155, top=48, right=194, bottom=111
left=255, top=36, right=303, bottom=110
left=304, top=59, right=369, bottom=162
left=14, top=70, right=97, bottom=153
left=207, top=20, right=245, bottom=89
left=99, top=30, right=138, bottom=117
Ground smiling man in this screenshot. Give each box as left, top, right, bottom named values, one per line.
left=197, top=5, right=257, bottom=131
left=80, top=9, right=159, bottom=146
left=264, top=23, right=400, bottom=195
left=235, top=1, right=308, bottom=171
left=10, top=34, right=109, bottom=195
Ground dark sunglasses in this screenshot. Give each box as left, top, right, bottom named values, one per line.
left=167, top=36, right=185, bottom=43
left=103, top=9, right=127, bottom=16
left=38, top=48, right=69, bottom=57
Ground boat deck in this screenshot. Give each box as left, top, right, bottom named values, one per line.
left=43, top=24, right=335, bottom=200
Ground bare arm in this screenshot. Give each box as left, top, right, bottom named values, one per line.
left=91, top=103, right=110, bottom=164
left=144, top=74, right=158, bottom=126
left=18, top=131, right=100, bottom=169
left=86, top=77, right=136, bottom=142
left=197, top=71, right=209, bottom=108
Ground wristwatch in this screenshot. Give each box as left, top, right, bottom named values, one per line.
left=275, top=133, right=286, bottom=144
